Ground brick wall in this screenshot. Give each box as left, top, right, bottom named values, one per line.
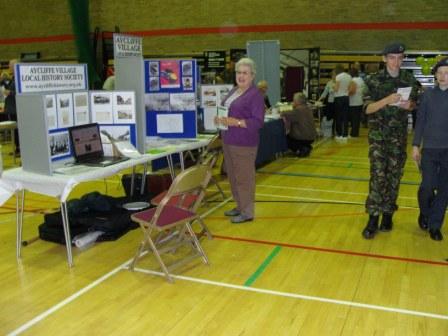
left=0, top=0, right=447, bottom=60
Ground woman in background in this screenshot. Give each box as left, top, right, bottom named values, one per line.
left=216, top=58, right=265, bottom=224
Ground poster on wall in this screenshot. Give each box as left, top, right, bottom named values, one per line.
left=144, top=59, right=197, bottom=138
left=159, top=60, right=180, bottom=88
left=170, top=93, right=195, bottom=111
left=308, top=47, right=321, bottom=101
left=15, top=63, right=88, bottom=93
left=113, top=91, right=136, bottom=124
left=56, top=93, right=74, bottom=128
left=156, top=114, right=183, bottom=133
left=45, top=94, right=57, bottom=130
left=49, top=130, right=70, bottom=159
left=73, top=91, right=90, bottom=125
left=90, top=91, right=113, bottom=123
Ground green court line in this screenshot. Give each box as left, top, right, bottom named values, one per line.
left=244, top=245, right=282, bottom=287
left=257, top=170, right=419, bottom=186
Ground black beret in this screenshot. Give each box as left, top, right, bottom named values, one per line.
left=432, top=57, right=448, bottom=74
left=382, top=42, right=406, bottom=55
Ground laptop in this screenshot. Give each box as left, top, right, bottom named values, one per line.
left=68, top=123, right=129, bottom=167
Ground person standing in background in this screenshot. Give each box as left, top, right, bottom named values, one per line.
left=257, top=80, right=271, bottom=110
left=319, top=69, right=336, bottom=122
left=215, top=58, right=265, bottom=224
left=361, top=42, right=418, bottom=239
left=333, top=65, right=352, bottom=141
left=412, top=57, right=448, bottom=241
left=3, top=59, right=19, bottom=154
left=348, top=68, right=366, bottom=137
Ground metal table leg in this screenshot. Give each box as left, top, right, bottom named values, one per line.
left=16, top=189, right=25, bottom=260
left=167, top=154, right=175, bottom=179
left=141, top=163, right=148, bottom=195
left=60, top=201, right=74, bottom=267
left=130, top=166, right=136, bottom=198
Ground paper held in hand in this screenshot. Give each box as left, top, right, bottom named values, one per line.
left=391, top=87, right=412, bottom=106
left=216, top=106, right=229, bottom=130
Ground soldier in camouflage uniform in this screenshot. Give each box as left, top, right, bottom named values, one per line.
left=362, top=42, right=418, bottom=239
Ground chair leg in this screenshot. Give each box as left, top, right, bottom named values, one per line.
left=185, top=222, right=209, bottom=265
left=129, top=240, right=146, bottom=271
left=211, top=176, right=226, bottom=199
left=146, top=236, right=174, bottom=283
left=195, top=217, right=213, bottom=240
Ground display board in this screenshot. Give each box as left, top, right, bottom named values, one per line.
left=144, top=59, right=197, bottom=138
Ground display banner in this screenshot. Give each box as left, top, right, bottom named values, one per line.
left=15, top=63, right=88, bottom=94
left=113, top=33, right=142, bottom=58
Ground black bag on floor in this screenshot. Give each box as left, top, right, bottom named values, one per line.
left=38, top=192, right=139, bottom=245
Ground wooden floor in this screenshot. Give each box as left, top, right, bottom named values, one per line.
left=1, top=129, right=448, bottom=336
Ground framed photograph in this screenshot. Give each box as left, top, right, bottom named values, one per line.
left=49, top=130, right=70, bottom=158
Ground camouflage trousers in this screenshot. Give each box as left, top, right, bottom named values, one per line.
left=365, top=130, right=407, bottom=216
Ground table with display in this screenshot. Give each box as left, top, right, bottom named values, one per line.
left=0, top=136, right=213, bottom=267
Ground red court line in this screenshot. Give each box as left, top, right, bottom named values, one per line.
left=213, top=234, right=448, bottom=267
left=1, top=21, right=448, bottom=45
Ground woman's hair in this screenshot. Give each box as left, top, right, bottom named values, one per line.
left=235, top=57, right=256, bottom=75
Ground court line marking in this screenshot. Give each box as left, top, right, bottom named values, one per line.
left=257, top=170, right=420, bottom=186
left=244, top=245, right=282, bottom=286
left=6, top=198, right=233, bottom=335
left=6, top=258, right=133, bottom=336
left=132, top=267, right=448, bottom=321
left=213, top=234, right=448, bottom=267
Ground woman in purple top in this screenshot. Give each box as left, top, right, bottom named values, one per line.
left=216, top=58, right=265, bottom=223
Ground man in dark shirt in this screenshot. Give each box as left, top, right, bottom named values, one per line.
left=412, top=57, right=448, bottom=241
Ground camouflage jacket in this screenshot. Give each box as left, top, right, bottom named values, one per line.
left=365, top=69, right=418, bottom=130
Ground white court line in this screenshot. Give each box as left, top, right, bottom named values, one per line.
left=254, top=192, right=418, bottom=210
left=133, top=267, right=448, bottom=321
left=6, top=198, right=232, bottom=335
left=7, top=259, right=133, bottom=336
left=254, top=183, right=417, bottom=200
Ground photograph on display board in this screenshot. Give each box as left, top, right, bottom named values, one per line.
left=201, top=86, right=218, bottom=107
left=149, top=61, right=159, bottom=76
left=56, top=93, right=74, bottom=128
left=149, top=77, right=159, bottom=91
left=45, top=94, right=57, bottom=130
left=90, top=92, right=113, bottom=123
left=182, top=77, right=193, bottom=90
left=99, top=125, right=131, bottom=156
left=156, top=113, right=184, bottom=133
left=145, top=93, right=170, bottom=111
left=113, top=92, right=136, bottom=124
left=160, top=60, right=180, bottom=88
left=49, top=130, right=70, bottom=158
left=73, top=91, right=90, bottom=125
left=182, top=61, right=193, bottom=76
left=170, top=92, right=195, bottom=111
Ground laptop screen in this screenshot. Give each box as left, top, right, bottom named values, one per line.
left=68, top=123, right=104, bottom=163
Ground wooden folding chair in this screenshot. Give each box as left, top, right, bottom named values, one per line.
left=129, top=164, right=211, bottom=282
left=150, top=154, right=214, bottom=240
left=199, top=134, right=226, bottom=200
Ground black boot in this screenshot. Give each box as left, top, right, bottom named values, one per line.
left=418, top=213, right=429, bottom=231
left=379, top=213, right=393, bottom=232
left=362, top=215, right=379, bottom=239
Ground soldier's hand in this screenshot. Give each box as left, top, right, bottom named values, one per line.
left=398, top=100, right=412, bottom=110
left=386, top=93, right=402, bottom=105
left=412, top=146, right=421, bottom=163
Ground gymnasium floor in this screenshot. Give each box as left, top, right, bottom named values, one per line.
left=1, top=130, right=448, bottom=335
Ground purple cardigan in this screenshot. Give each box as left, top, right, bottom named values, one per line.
left=221, top=85, right=265, bottom=147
